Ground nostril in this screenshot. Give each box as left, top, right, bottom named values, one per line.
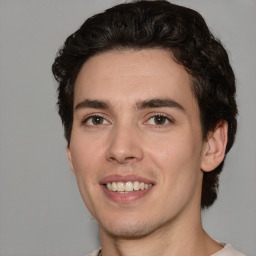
left=125, top=156, right=136, bottom=161
left=105, top=132, right=144, bottom=163
left=107, top=155, right=136, bottom=164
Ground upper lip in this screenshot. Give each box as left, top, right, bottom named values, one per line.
left=99, top=174, right=155, bottom=185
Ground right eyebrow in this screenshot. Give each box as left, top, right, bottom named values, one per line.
left=74, top=99, right=110, bottom=111
left=136, top=98, right=185, bottom=112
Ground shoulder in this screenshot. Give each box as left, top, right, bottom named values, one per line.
left=87, top=249, right=101, bottom=256
left=86, top=245, right=246, bottom=256
left=212, top=243, right=246, bottom=256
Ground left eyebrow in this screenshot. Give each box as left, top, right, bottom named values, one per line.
left=136, top=98, right=185, bottom=112
left=74, top=99, right=110, bottom=110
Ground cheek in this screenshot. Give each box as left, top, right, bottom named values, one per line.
left=146, top=134, right=203, bottom=209
left=69, top=133, right=105, bottom=182
left=147, top=132, right=193, bottom=158
left=145, top=132, right=202, bottom=179
left=69, top=134, right=105, bottom=213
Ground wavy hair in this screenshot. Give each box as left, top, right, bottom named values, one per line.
left=52, top=0, right=237, bottom=208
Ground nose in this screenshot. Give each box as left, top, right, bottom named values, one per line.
left=105, top=124, right=144, bottom=164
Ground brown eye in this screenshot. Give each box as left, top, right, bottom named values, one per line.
left=84, top=115, right=109, bottom=126
left=146, top=114, right=173, bottom=127
left=154, top=115, right=167, bottom=125
left=91, top=116, right=104, bottom=125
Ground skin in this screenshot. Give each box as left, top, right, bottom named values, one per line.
left=67, top=49, right=228, bottom=256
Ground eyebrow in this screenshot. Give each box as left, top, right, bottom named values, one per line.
left=74, top=98, right=185, bottom=112
left=75, top=99, right=110, bottom=110
left=136, top=98, right=185, bottom=112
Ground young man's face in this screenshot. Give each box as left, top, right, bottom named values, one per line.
left=67, top=49, right=209, bottom=238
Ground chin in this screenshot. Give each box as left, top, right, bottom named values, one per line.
left=99, top=217, right=163, bottom=239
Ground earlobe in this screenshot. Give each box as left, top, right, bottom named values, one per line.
left=201, top=120, right=228, bottom=172
left=66, top=146, right=76, bottom=175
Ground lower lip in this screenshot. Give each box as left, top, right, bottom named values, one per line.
left=101, top=185, right=153, bottom=204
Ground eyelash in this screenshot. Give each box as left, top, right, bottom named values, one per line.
left=81, top=113, right=174, bottom=127
left=82, top=114, right=110, bottom=126
left=145, top=113, right=174, bottom=127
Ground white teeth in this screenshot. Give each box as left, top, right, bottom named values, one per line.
left=133, top=181, right=140, bottom=191
left=105, top=181, right=153, bottom=192
left=106, top=183, right=112, bottom=190
left=140, top=182, right=145, bottom=190
left=117, top=182, right=124, bottom=192
left=112, top=182, right=117, bottom=192
left=125, top=181, right=133, bottom=192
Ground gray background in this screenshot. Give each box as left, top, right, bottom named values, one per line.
left=0, top=0, right=255, bottom=255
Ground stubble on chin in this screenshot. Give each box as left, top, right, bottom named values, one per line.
left=100, top=218, right=167, bottom=239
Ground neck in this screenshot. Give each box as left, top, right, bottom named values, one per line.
left=99, top=211, right=222, bottom=256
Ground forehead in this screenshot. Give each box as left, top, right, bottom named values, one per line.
left=74, top=49, right=196, bottom=110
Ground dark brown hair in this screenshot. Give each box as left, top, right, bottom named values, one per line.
left=52, top=0, right=237, bottom=208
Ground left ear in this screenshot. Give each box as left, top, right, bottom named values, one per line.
left=66, top=145, right=76, bottom=175
left=201, top=120, right=228, bottom=172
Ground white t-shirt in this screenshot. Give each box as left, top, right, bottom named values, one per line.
left=212, top=243, right=246, bottom=256
left=87, top=244, right=246, bottom=256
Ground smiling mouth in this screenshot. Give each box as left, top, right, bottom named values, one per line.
left=105, top=181, right=153, bottom=193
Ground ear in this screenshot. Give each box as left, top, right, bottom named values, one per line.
left=66, top=145, right=76, bottom=175
left=201, top=120, right=228, bottom=172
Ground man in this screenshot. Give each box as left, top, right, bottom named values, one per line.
left=52, top=1, right=245, bottom=255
